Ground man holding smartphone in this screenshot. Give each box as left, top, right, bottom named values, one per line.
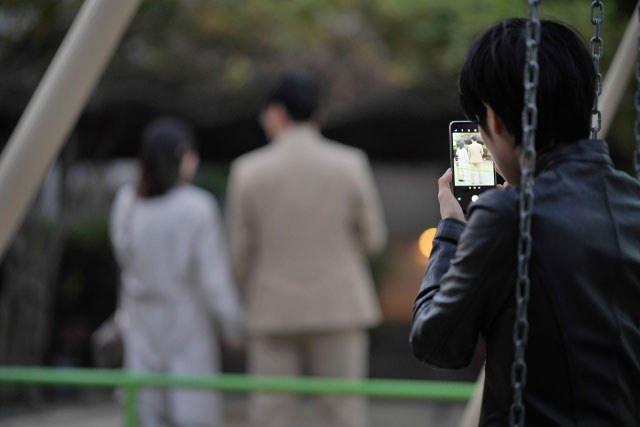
left=410, top=19, right=640, bottom=426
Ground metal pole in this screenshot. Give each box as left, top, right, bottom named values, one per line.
left=124, top=384, right=138, bottom=427
left=0, top=0, right=141, bottom=259
left=457, top=368, right=484, bottom=427
left=0, top=367, right=476, bottom=400
left=600, top=2, right=640, bottom=137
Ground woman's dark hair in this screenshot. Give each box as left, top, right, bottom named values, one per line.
left=137, top=117, right=196, bottom=198
left=459, top=19, right=595, bottom=150
left=266, top=73, right=319, bottom=121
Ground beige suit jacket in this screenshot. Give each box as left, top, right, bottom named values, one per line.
left=468, top=142, right=484, bottom=164
left=227, top=125, right=387, bottom=334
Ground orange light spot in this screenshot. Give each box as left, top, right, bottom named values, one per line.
left=418, top=228, right=438, bottom=259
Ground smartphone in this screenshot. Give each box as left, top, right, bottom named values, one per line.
left=449, top=121, right=497, bottom=212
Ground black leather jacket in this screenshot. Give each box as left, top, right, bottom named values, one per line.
left=410, top=139, right=640, bottom=426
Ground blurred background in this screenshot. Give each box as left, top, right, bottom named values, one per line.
left=0, top=0, right=638, bottom=425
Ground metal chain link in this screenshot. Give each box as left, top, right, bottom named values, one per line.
left=510, top=2, right=541, bottom=426
left=634, top=4, right=640, bottom=179
left=590, top=1, right=604, bottom=139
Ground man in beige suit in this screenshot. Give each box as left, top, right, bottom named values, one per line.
left=226, top=74, right=387, bottom=427
left=467, top=136, right=484, bottom=185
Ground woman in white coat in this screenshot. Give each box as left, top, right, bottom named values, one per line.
left=456, top=141, right=469, bottom=184
left=110, top=118, right=243, bottom=427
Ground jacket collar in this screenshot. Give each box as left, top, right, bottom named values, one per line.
left=272, top=124, right=322, bottom=147
left=535, top=139, right=613, bottom=175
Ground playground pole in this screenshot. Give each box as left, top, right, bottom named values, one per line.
left=0, top=0, right=141, bottom=259
left=600, top=2, right=640, bottom=137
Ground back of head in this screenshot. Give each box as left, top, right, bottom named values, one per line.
left=266, top=73, right=319, bottom=122
left=459, top=19, right=595, bottom=150
left=138, top=117, right=196, bottom=198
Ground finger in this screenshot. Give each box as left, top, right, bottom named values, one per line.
left=438, top=168, right=453, bottom=189
left=437, top=169, right=454, bottom=201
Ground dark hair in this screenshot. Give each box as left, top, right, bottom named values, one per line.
left=266, top=73, right=319, bottom=121
left=459, top=19, right=595, bottom=150
left=137, top=117, right=196, bottom=198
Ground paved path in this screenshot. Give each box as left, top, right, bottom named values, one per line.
left=0, top=396, right=465, bottom=427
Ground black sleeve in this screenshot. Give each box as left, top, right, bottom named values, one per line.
left=410, top=191, right=518, bottom=368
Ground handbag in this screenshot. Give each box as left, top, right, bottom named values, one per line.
left=91, top=311, right=123, bottom=368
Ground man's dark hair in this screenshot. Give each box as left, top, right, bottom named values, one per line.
left=459, top=19, right=595, bottom=150
left=266, top=73, right=319, bottom=122
left=137, top=117, right=196, bottom=198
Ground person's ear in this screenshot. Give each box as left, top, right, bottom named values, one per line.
left=485, top=104, right=505, bottom=136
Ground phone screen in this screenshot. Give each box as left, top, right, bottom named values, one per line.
left=449, top=121, right=497, bottom=212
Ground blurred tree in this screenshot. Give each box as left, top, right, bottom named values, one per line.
left=0, top=1, right=632, bottom=128
left=0, top=147, right=72, bottom=400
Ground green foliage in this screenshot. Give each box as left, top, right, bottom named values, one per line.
left=1, top=0, right=630, bottom=97
left=140, top=0, right=626, bottom=95
left=67, top=217, right=110, bottom=250
left=192, top=164, right=230, bottom=200
left=60, top=215, right=118, bottom=319
left=0, top=0, right=636, bottom=168
left=368, top=0, right=625, bottom=82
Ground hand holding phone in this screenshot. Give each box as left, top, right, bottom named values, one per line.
left=449, top=121, right=497, bottom=212
left=437, top=169, right=466, bottom=223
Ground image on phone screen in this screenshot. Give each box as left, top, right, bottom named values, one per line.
left=450, top=121, right=497, bottom=211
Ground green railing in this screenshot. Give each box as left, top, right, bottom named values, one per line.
left=0, top=367, right=475, bottom=426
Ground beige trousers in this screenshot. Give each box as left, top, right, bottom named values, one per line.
left=469, top=161, right=482, bottom=184
left=248, top=329, right=369, bottom=427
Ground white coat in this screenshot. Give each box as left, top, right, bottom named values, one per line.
left=457, top=146, right=469, bottom=182
left=458, top=145, right=470, bottom=166
left=110, top=183, right=243, bottom=427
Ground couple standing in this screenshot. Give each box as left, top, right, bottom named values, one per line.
left=110, top=74, right=387, bottom=427
left=458, top=136, right=484, bottom=185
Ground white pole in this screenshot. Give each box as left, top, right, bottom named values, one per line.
left=0, top=0, right=141, bottom=259
left=457, top=368, right=484, bottom=427
left=600, top=2, right=640, bottom=137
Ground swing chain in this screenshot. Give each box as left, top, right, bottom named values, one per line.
left=634, top=4, right=640, bottom=179
left=510, top=2, right=540, bottom=427
left=590, top=0, right=604, bottom=139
